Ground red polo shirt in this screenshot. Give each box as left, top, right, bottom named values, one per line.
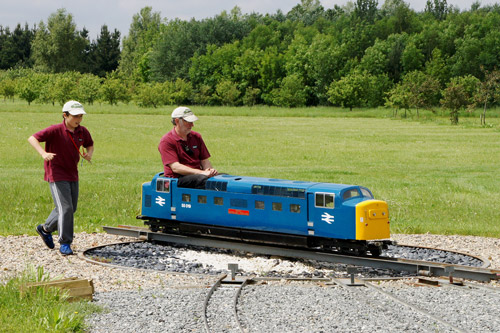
left=158, top=128, right=211, bottom=178
left=33, top=120, right=94, bottom=182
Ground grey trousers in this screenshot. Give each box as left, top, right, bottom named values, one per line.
left=44, top=181, right=79, bottom=245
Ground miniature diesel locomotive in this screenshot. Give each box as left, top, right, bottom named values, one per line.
left=138, top=173, right=391, bottom=256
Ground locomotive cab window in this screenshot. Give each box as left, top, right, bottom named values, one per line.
left=272, top=202, right=282, bottom=211
left=315, top=193, right=335, bottom=209
left=198, top=195, right=207, bottom=204
left=360, top=187, right=373, bottom=199
left=343, top=188, right=360, bottom=201
left=182, top=194, right=191, bottom=202
left=156, top=179, right=170, bottom=193
left=214, top=197, right=223, bottom=206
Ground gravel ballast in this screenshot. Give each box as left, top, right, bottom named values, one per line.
left=1, top=232, right=500, bottom=332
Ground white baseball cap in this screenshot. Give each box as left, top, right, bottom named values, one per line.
left=171, top=106, right=198, bottom=122
left=62, top=100, right=86, bottom=115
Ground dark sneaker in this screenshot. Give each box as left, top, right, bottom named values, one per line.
left=36, top=225, right=54, bottom=249
left=60, top=244, right=74, bottom=255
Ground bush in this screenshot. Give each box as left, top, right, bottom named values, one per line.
left=16, top=73, right=41, bottom=105
left=135, top=82, right=163, bottom=108
left=327, top=71, right=369, bottom=111
left=216, top=79, right=241, bottom=106
left=271, top=74, right=306, bottom=108
left=100, top=77, right=128, bottom=105
left=0, top=78, right=16, bottom=101
left=53, top=72, right=81, bottom=105
left=242, top=87, right=261, bottom=106
left=170, top=78, right=193, bottom=105
left=78, top=74, right=102, bottom=105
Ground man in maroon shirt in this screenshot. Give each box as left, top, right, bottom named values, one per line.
left=158, top=106, right=218, bottom=188
left=28, top=100, right=94, bottom=255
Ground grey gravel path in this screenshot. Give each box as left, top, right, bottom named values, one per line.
left=2, top=233, right=499, bottom=332
left=87, top=288, right=207, bottom=332
left=86, top=280, right=500, bottom=333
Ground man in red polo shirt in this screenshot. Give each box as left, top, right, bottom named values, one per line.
left=28, top=100, right=94, bottom=255
left=158, top=106, right=218, bottom=188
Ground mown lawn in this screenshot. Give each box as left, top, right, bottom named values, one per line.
left=1, top=102, right=499, bottom=237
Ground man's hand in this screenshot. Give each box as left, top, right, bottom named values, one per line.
left=201, top=168, right=218, bottom=177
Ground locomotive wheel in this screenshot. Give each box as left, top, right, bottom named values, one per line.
left=340, top=247, right=366, bottom=256
left=369, top=248, right=381, bottom=257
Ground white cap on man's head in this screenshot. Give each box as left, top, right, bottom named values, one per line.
left=62, top=100, right=86, bottom=115
left=171, top=106, right=198, bottom=122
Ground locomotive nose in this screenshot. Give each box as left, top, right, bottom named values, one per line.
left=355, top=200, right=390, bottom=240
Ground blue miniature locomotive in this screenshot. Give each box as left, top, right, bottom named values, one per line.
left=138, top=173, right=391, bottom=255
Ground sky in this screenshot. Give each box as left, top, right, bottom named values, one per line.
left=0, top=0, right=497, bottom=40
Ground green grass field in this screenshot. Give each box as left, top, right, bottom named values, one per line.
left=1, top=101, right=500, bottom=237
left=0, top=265, right=99, bottom=332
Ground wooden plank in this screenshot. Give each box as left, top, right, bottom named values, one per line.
left=20, top=278, right=94, bottom=301
left=67, top=286, right=94, bottom=298
left=27, top=279, right=90, bottom=289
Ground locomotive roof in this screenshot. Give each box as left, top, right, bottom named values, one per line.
left=208, top=174, right=360, bottom=195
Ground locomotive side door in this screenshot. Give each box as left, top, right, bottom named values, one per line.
left=307, top=191, right=337, bottom=238
left=307, top=193, right=316, bottom=236
left=151, top=177, right=173, bottom=218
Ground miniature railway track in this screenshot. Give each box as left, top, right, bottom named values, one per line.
left=361, top=281, right=467, bottom=333
left=203, top=274, right=248, bottom=333
left=437, top=278, right=500, bottom=301
left=211, top=276, right=480, bottom=332
left=82, top=227, right=500, bottom=332
left=356, top=277, right=500, bottom=332
left=102, top=225, right=500, bottom=283
left=326, top=276, right=469, bottom=332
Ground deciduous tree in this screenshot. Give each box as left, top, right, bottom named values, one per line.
left=78, top=73, right=102, bottom=105
left=441, top=75, right=479, bottom=124
left=100, top=74, right=128, bottom=105
left=474, top=68, right=500, bottom=125
left=119, top=7, right=162, bottom=82
left=0, top=78, right=16, bottom=101
left=16, top=71, right=41, bottom=105
left=31, top=9, right=88, bottom=73
left=327, top=71, right=370, bottom=110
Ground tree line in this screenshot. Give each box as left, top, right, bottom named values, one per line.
left=1, top=0, right=500, bottom=123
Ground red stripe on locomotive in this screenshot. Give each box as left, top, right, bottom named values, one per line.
left=228, top=208, right=249, bottom=216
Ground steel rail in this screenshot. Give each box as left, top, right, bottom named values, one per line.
left=363, top=281, right=468, bottom=333
left=103, top=225, right=500, bottom=283
left=202, top=274, right=247, bottom=333
left=203, top=275, right=225, bottom=333
left=232, top=278, right=248, bottom=333
left=461, top=281, right=500, bottom=296
left=331, top=277, right=467, bottom=332
left=439, top=280, right=500, bottom=301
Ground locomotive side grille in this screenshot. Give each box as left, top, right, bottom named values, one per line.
left=206, top=181, right=227, bottom=191
left=251, top=185, right=306, bottom=198
left=145, top=195, right=152, bottom=207
left=230, top=198, right=248, bottom=208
